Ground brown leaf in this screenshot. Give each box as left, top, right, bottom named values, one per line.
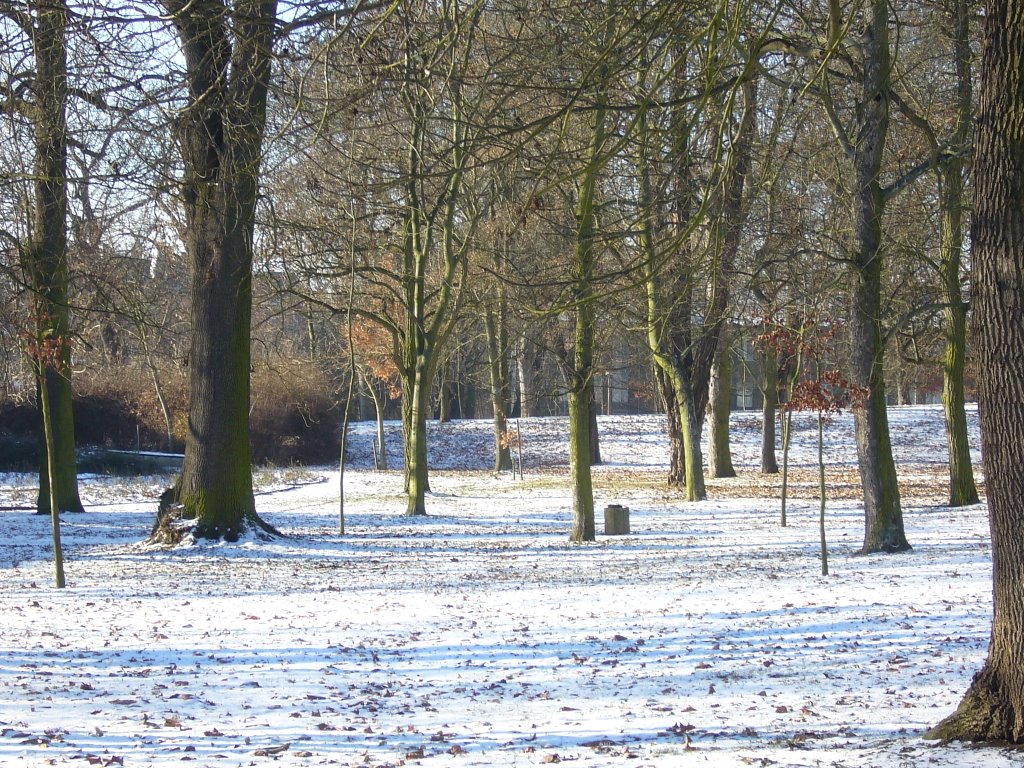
left=253, top=743, right=290, bottom=756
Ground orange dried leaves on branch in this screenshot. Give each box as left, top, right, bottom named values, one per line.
left=785, top=370, right=868, bottom=416
left=350, top=321, right=400, bottom=398
left=22, top=312, right=70, bottom=374
left=499, top=428, right=520, bottom=451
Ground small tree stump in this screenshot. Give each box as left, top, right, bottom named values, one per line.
left=604, top=504, right=630, bottom=535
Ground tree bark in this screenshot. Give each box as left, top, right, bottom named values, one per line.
left=37, top=357, right=66, bottom=588
left=691, top=78, right=756, bottom=432
left=938, top=0, right=980, bottom=508
left=568, top=379, right=596, bottom=542
left=392, top=7, right=471, bottom=514
left=928, top=0, right=1024, bottom=741
left=154, top=0, right=278, bottom=542
left=638, top=52, right=705, bottom=500
left=588, top=391, right=601, bottom=467
left=657, top=368, right=686, bottom=486
left=404, top=362, right=431, bottom=516
left=485, top=304, right=513, bottom=472
left=707, top=344, right=735, bottom=478
left=848, top=0, right=909, bottom=553
left=25, top=0, right=83, bottom=516
left=566, top=79, right=605, bottom=542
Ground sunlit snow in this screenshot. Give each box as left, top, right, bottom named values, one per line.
left=0, top=404, right=1013, bottom=767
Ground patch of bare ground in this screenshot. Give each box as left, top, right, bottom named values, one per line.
left=587, top=464, right=984, bottom=507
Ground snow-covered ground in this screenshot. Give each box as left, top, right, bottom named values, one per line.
left=0, top=404, right=1015, bottom=768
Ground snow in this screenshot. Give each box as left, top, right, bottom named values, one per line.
left=0, top=404, right=1016, bottom=768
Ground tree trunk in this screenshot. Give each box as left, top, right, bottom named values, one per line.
left=485, top=305, right=513, bottom=472
left=516, top=333, right=539, bottom=417
left=760, top=344, right=779, bottom=474
left=38, top=358, right=66, bottom=588
left=25, top=0, right=83, bottom=517
left=36, top=369, right=82, bottom=515
left=436, top=364, right=453, bottom=423
left=942, top=296, right=979, bottom=506
left=566, top=30, right=610, bottom=542
left=928, top=1, right=1024, bottom=740
left=850, top=262, right=908, bottom=552
left=588, top=390, right=602, bottom=466
left=657, top=368, right=686, bottom=487
left=849, top=0, right=909, bottom=553
left=707, top=345, right=735, bottom=478
left=401, top=387, right=413, bottom=493
left=361, top=371, right=388, bottom=470
left=780, top=409, right=792, bottom=528
left=637, top=75, right=705, bottom=499
left=690, top=77, right=757, bottom=434
left=817, top=410, right=828, bottom=577
left=391, top=19, right=471, bottom=515
left=405, top=363, right=431, bottom=516
left=652, top=362, right=706, bottom=501
left=938, top=0, right=980, bottom=508
left=154, top=0, right=278, bottom=542
left=568, top=379, right=596, bottom=542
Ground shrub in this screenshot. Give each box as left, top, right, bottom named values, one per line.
left=249, top=359, right=341, bottom=465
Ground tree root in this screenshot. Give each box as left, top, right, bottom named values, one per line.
left=926, top=668, right=1022, bottom=744
left=148, top=487, right=281, bottom=546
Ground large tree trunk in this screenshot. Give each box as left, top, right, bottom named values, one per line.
left=928, top=0, right=1024, bottom=741
left=938, top=0, right=979, bottom=508
left=848, top=0, right=909, bottom=554
left=850, top=264, right=907, bottom=552
left=26, top=0, right=83, bottom=516
left=154, top=0, right=278, bottom=542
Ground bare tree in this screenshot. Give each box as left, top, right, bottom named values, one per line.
left=1, top=0, right=85, bottom=515
left=152, top=0, right=280, bottom=541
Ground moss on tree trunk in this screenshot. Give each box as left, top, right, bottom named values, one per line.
left=152, top=0, right=278, bottom=543
left=26, top=0, right=82, bottom=517
left=708, top=346, right=736, bottom=478
left=847, top=0, right=909, bottom=554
